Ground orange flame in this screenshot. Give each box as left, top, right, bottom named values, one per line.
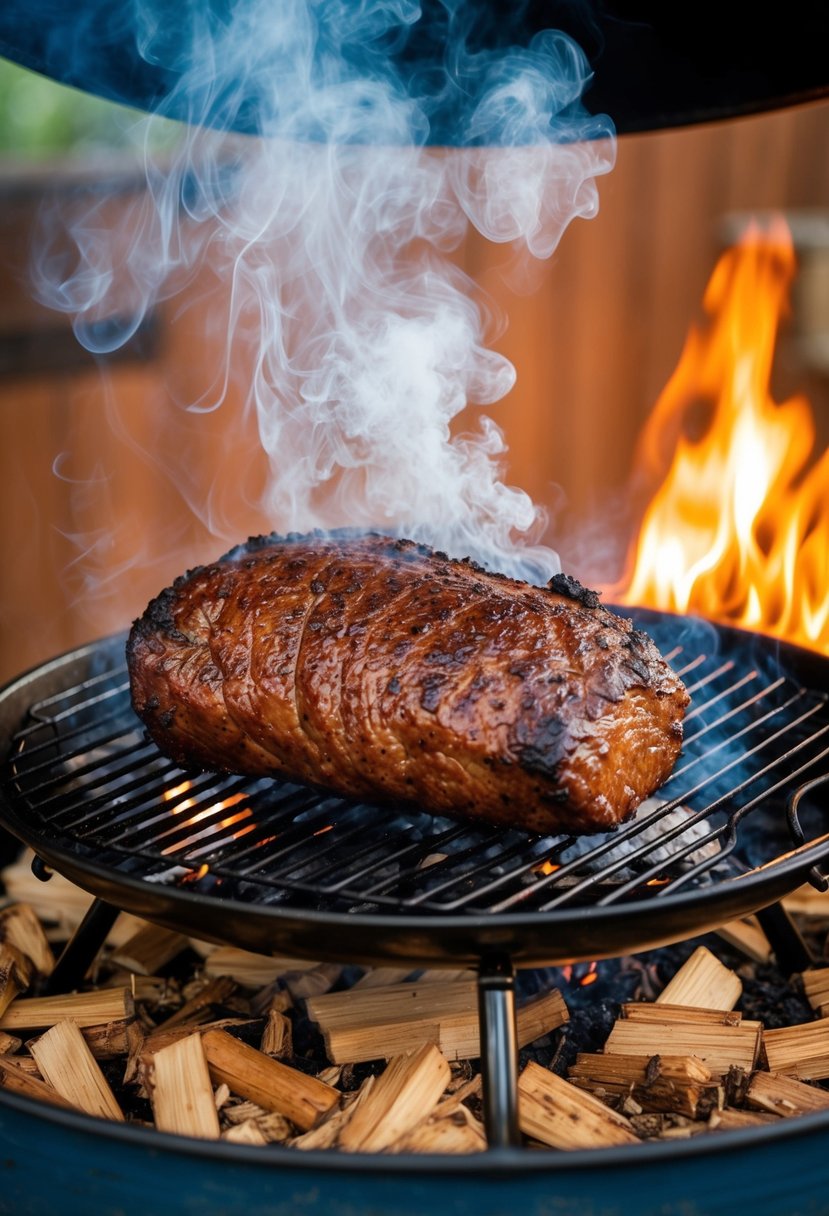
left=163, top=780, right=196, bottom=813
left=613, top=215, right=829, bottom=654
left=533, top=860, right=560, bottom=876
left=161, top=781, right=255, bottom=854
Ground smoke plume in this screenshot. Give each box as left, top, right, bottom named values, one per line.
left=33, top=0, right=615, bottom=580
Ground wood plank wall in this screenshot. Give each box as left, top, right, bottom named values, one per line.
left=0, top=100, right=827, bottom=683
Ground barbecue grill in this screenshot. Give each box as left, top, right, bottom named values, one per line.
left=2, top=606, right=828, bottom=1151
left=1, top=4, right=829, bottom=1212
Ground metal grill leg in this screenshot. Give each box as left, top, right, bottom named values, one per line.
left=755, top=902, right=814, bottom=976
left=477, top=954, right=521, bottom=1148
left=42, top=896, right=120, bottom=995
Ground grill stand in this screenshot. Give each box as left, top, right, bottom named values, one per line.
left=30, top=869, right=120, bottom=996
left=754, top=902, right=814, bottom=975
left=477, top=954, right=521, bottom=1147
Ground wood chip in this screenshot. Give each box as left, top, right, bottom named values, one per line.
left=800, top=969, right=829, bottom=1012
left=783, top=886, right=829, bottom=921
left=30, top=1020, right=124, bottom=1121
left=79, top=1019, right=132, bottom=1060
left=516, top=989, right=570, bottom=1048
left=620, top=1002, right=743, bottom=1025
left=0, top=1031, right=21, bottom=1054
left=708, top=1108, right=781, bottom=1131
left=307, top=979, right=567, bottom=1065
left=307, top=979, right=479, bottom=1064
left=0, top=904, right=55, bottom=975
left=201, top=1028, right=340, bottom=1131
left=518, top=1061, right=638, bottom=1149
left=746, top=1070, right=829, bottom=1117
left=568, top=1052, right=717, bottom=1119
left=283, top=965, right=342, bottom=1001
left=0, top=1054, right=75, bottom=1110
left=715, top=916, right=773, bottom=965
left=222, top=1101, right=293, bottom=1142
left=203, top=948, right=318, bottom=987
left=0, top=943, right=33, bottom=1018
left=261, top=1009, right=292, bottom=1057
left=604, top=1015, right=761, bottom=1075
left=338, top=1044, right=452, bottom=1152
left=290, top=1076, right=377, bottom=1151
left=764, top=1019, right=829, bottom=1080
left=223, top=1120, right=268, bottom=1145
left=656, top=946, right=742, bottom=1011
left=149, top=1033, right=220, bottom=1139
left=110, top=924, right=189, bottom=976
left=350, top=968, right=414, bottom=990
left=154, top=976, right=238, bottom=1030
left=0, top=987, right=133, bottom=1031
left=391, top=1104, right=487, bottom=1154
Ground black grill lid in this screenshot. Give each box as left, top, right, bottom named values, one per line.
left=0, top=2, right=827, bottom=143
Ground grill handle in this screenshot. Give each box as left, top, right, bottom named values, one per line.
left=477, top=954, right=521, bottom=1148
left=787, top=772, right=829, bottom=892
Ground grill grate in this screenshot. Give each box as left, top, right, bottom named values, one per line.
left=4, top=613, right=829, bottom=922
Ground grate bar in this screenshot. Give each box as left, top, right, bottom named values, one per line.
left=537, top=720, right=829, bottom=913
left=483, top=700, right=829, bottom=915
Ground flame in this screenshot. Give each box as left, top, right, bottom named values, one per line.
left=161, top=782, right=255, bottom=854
left=181, top=863, right=210, bottom=884
left=613, top=215, right=829, bottom=654
left=163, top=780, right=196, bottom=813
left=579, top=962, right=598, bottom=987
left=533, top=860, right=561, bottom=876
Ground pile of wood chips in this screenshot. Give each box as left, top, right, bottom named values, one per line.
left=2, top=851, right=829, bottom=1153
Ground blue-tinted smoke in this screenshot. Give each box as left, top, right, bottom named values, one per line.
left=31, top=0, right=615, bottom=577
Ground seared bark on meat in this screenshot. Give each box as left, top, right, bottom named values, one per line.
left=126, top=532, right=689, bottom=836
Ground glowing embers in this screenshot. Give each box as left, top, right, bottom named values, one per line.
left=615, top=215, right=829, bottom=654
left=558, top=961, right=599, bottom=987
left=160, top=780, right=256, bottom=858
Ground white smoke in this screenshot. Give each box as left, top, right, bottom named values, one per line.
left=32, top=0, right=615, bottom=580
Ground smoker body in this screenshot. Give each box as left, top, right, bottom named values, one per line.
left=3, top=1088, right=829, bottom=1216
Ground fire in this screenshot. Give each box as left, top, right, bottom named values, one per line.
left=613, top=215, right=829, bottom=654
left=533, top=860, right=560, bottom=876
left=163, top=780, right=197, bottom=813
left=579, top=961, right=598, bottom=987
left=161, top=780, right=256, bottom=854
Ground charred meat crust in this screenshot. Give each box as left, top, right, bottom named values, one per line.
left=127, top=531, right=689, bottom=836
